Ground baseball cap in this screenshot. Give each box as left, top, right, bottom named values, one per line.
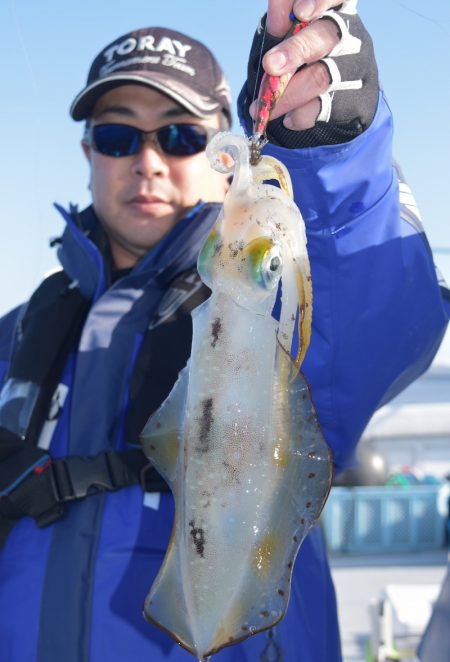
left=70, top=27, right=232, bottom=123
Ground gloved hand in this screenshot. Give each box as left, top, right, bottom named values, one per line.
left=238, top=0, right=379, bottom=148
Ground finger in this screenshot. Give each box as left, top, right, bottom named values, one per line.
left=248, top=61, right=329, bottom=120
left=267, top=0, right=295, bottom=37
left=266, top=62, right=331, bottom=120
left=263, top=17, right=340, bottom=75
left=266, top=0, right=343, bottom=37
left=293, top=0, right=343, bottom=22
left=283, top=98, right=321, bottom=131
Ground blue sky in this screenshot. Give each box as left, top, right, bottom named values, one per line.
left=1, top=0, right=449, bottom=320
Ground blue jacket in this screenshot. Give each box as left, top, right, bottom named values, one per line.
left=0, top=92, right=448, bottom=662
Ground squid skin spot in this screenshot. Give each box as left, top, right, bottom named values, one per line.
left=241, top=625, right=249, bottom=631
left=155, top=422, right=161, bottom=429
left=278, top=589, right=285, bottom=597
left=308, top=472, right=316, bottom=479
left=188, top=519, right=206, bottom=557
left=287, top=561, right=293, bottom=569
left=260, top=610, right=270, bottom=618
left=213, top=241, right=223, bottom=257
left=222, top=460, right=241, bottom=485
left=293, top=535, right=298, bottom=542
left=211, top=317, right=222, bottom=348
left=149, top=444, right=156, bottom=451
left=306, top=501, right=312, bottom=508
left=197, top=398, right=214, bottom=453
left=300, top=518, right=305, bottom=526
left=201, top=490, right=212, bottom=509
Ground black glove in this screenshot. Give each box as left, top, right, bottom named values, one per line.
left=238, top=3, right=379, bottom=148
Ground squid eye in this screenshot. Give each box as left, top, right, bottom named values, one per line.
left=244, top=238, right=283, bottom=290
left=261, top=246, right=283, bottom=289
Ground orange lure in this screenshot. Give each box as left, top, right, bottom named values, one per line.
left=251, top=16, right=309, bottom=164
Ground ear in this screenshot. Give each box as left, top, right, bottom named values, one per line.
left=81, top=141, right=93, bottom=192
left=81, top=141, right=91, bottom=162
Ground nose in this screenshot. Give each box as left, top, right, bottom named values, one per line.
left=131, top=142, right=170, bottom=179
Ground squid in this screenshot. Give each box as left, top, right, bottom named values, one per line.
left=140, top=133, right=333, bottom=660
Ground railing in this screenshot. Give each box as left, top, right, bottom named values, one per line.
left=321, top=485, right=448, bottom=554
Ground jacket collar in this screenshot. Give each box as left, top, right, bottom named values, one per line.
left=53, top=202, right=220, bottom=301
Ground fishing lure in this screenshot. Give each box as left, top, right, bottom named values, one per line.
left=251, top=14, right=309, bottom=164
left=141, top=132, right=332, bottom=660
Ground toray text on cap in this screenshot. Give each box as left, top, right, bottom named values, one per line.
left=103, top=35, right=193, bottom=64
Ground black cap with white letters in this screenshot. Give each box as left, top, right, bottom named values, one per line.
left=70, top=27, right=232, bottom=123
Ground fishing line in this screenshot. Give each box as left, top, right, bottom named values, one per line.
left=7, top=0, right=50, bottom=297
left=393, top=0, right=450, bottom=36
left=8, top=0, right=39, bottom=93
left=251, top=16, right=268, bottom=107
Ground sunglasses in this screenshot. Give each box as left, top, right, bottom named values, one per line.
left=84, top=122, right=218, bottom=158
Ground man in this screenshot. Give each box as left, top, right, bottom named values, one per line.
left=0, top=0, right=448, bottom=660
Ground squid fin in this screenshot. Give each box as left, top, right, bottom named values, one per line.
left=143, top=527, right=198, bottom=657
left=223, top=347, right=332, bottom=643
left=140, top=364, right=188, bottom=488
left=273, top=344, right=333, bottom=525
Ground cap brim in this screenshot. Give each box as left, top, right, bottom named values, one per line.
left=70, top=71, right=223, bottom=121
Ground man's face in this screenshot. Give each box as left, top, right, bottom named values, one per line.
left=83, top=85, right=229, bottom=268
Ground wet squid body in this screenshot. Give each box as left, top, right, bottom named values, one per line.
left=141, top=133, right=333, bottom=660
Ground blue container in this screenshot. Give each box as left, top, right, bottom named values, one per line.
left=321, top=486, right=447, bottom=554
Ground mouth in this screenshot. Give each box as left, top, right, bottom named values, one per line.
left=127, top=194, right=172, bottom=214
